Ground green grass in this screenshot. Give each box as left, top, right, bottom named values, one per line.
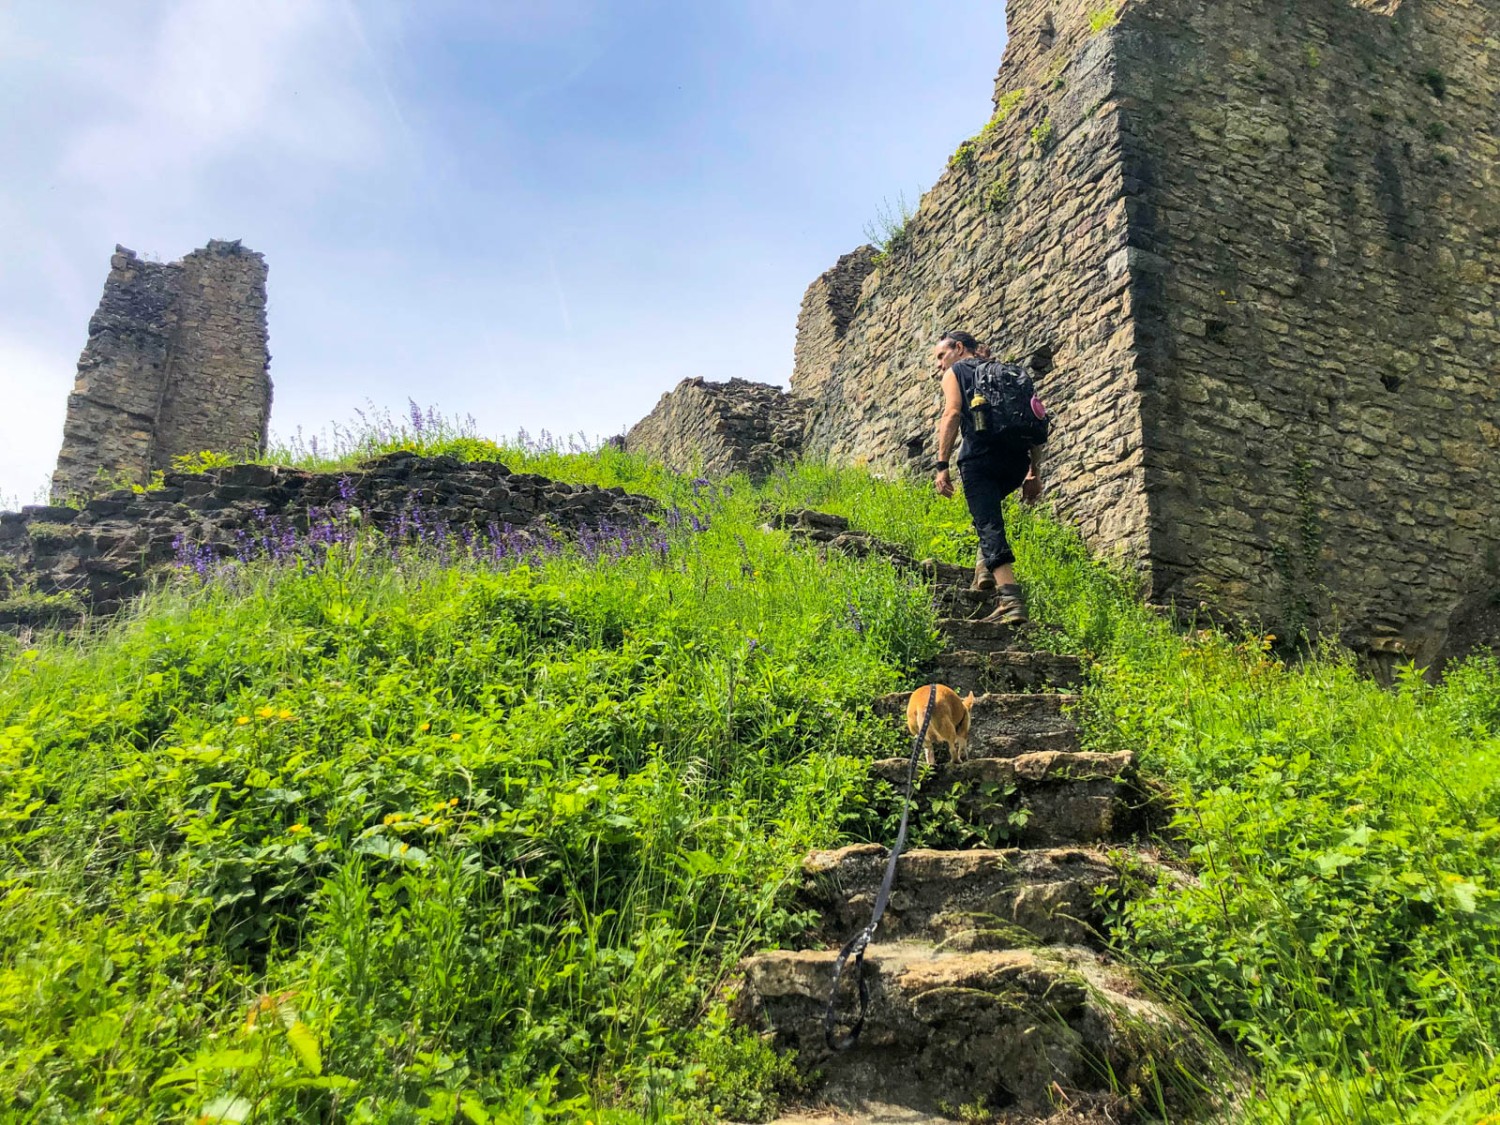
left=4, top=429, right=1500, bottom=1122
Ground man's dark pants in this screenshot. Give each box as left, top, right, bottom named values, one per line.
left=960, top=448, right=1031, bottom=571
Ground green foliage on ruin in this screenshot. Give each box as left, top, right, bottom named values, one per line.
left=172, top=449, right=240, bottom=474
left=971, top=168, right=1015, bottom=218
left=1088, top=5, right=1119, bottom=34
left=22, top=522, right=81, bottom=550
left=861, top=193, right=917, bottom=269
left=948, top=140, right=978, bottom=173
left=948, top=88, right=1030, bottom=175
left=1029, top=117, right=1055, bottom=155
left=990, top=88, right=1029, bottom=132
left=5, top=426, right=1500, bottom=1122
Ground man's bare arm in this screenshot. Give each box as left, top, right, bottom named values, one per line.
left=933, top=369, right=963, bottom=497
left=936, top=370, right=963, bottom=465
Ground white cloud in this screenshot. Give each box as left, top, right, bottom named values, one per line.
left=0, top=335, right=73, bottom=508
left=60, top=0, right=388, bottom=195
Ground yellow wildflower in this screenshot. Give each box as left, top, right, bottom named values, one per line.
left=235, top=716, right=250, bottom=726
left=257, top=706, right=275, bottom=719
left=448, top=797, right=459, bottom=807
left=289, top=824, right=306, bottom=835
left=399, top=843, right=409, bottom=855
left=419, top=721, right=430, bottom=732
left=383, top=813, right=402, bottom=826
left=450, top=732, right=461, bottom=742
left=419, top=816, right=432, bottom=826
left=277, top=708, right=294, bottom=720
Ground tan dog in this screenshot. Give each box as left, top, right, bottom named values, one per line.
left=905, top=684, right=975, bottom=766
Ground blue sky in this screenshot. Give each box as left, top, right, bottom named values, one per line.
left=0, top=1, right=1008, bottom=505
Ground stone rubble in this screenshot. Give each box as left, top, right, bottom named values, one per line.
left=0, top=453, right=658, bottom=628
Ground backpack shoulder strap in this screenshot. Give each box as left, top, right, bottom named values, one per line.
left=951, top=359, right=977, bottom=397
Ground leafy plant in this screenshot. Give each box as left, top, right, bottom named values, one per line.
left=948, top=140, right=978, bottom=172
left=981, top=172, right=1013, bottom=215
left=863, top=193, right=918, bottom=268
left=1029, top=118, right=1055, bottom=155
left=1088, top=5, right=1118, bottom=33
left=172, top=449, right=240, bottom=473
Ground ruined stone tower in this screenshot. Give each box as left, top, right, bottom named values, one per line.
left=630, top=0, right=1499, bottom=664
left=52, top=240, right=271, bottom=500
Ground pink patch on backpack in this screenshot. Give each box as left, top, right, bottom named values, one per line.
left=1031, top=395, right=1048, bottom=420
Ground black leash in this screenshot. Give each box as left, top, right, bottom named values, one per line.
left=823, top=684, right=938, bottom=1052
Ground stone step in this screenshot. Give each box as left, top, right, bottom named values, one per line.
left=918, top=559, right=975, bottom=588
left=732, top=942, right=1200, bottom=1118
left=874, top=692, right=1080, bottom=758
left=799, top=844, right=1136, bottom=950
left=926, top=648, right=1084, bottom=695
left=936, top=617, right=1028, bottom=653
left=932, top=585, right=1005, bottom=619
left=867, top=752, right=1139, bottom=846
left=760, top=1105, right=954, bottom=1125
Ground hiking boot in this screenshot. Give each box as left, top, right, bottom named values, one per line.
left=971, top=550, right=996, bottom=593
left=982, top=584, right=1029, bottom=626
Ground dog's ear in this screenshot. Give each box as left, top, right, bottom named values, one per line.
left=963, top=691, right=975, bottom=709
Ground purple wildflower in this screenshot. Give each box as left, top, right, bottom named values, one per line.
left=846, top=601, right=866, bottom=636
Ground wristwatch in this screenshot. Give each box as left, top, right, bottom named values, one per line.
left=935, top=460, right=950, bottom=471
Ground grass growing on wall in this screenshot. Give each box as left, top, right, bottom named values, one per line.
left=4, top=426, right=1500, bottom=1122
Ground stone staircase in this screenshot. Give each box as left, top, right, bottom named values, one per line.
left=731, top=553, right=1208, bottom=1124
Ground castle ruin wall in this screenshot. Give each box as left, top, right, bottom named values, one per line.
left=1117, top=0, right=1498, bottom=660
left=624, top=377, right=806, bottom=479
left=793, top=0, right=1154, bottom=558
left=784, top=0, right=1497, bottom=662
left=792, top=246, right=879, bottom=407
left=52, top=241, right=271, bottom=500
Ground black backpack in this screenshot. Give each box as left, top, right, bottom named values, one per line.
left=962, top=360, right=1051, bottom=445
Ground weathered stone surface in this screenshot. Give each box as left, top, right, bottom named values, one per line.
left=875, top=692, right=1082, bottom=757
left=624, top=377, right=806, bottom=479
left=799, top=844, right=1142, bottom=948
left=937, top=617, right=1028, bottom=652
left=1, top=454, right=658, bottom=627
left=926, top=649, right=1085, bottom=695
left=733, top=942, right=1198, bottom=1115
left=868, top=751, right=1139, bottom=847
left=53, top=241, right=272, bottom=501
left=792, top=246, right=881, bottom=408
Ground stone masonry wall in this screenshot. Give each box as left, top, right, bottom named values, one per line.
left=1116, top=0, right=1499, bottom=663
left=793, top=0, right=1152, bottom=557
left=151, top=242, right=272, bottom=471
left=624, top=377, right=806, bottom=479
left=792, top=246, right=879, bottom=407
left=779, top=0, right=1497, bottom=661
left=52, top=241, right=271, bottom=500
left=2, top=454, right=658, bottom=626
